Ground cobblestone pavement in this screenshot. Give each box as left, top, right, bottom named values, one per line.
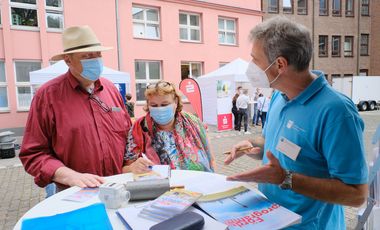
left=0, top=110, right=379, bottom=230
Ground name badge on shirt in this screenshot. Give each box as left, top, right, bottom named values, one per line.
left=276, top=137, right=301, bottom=161
left=111, top=107, right=121, bottom=112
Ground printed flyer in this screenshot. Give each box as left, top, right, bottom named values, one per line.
left=197, top=186, right=301, bottom=230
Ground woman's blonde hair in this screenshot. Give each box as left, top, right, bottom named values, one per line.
left=143, top=80, right=183, bottom=113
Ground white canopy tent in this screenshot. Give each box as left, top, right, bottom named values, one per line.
left=196, top=58, right=250, bottom=125
left=30, top=60, right=131, bottom=95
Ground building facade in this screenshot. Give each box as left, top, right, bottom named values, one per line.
left=0, top=0, right=261, bottom=131
left=261, top=0, right=379, bottom=83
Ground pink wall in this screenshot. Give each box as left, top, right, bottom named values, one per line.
left=0, top=0, right=261, bottom=130
left=119, top=0, right=261, bottom=117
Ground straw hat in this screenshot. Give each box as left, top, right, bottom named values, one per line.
left=50, top=25, right=112, bottom=61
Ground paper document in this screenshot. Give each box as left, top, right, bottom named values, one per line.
left=197, top=186, right=301, bottom=230
left=133, top=165, right=171, bottom=181
left=62, top=187, right=99, bottom=203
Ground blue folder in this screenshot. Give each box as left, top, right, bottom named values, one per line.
left=21, top=203, right=112, bottom=230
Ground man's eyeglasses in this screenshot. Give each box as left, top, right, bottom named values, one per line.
left=89, top=94, right=111, bottom=112
left=146, top=81, right=173, bottom=89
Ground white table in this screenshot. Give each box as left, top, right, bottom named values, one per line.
left=14, top=170, right=246, bottom=230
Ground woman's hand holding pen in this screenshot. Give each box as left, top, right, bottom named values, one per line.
left=128, top=157, right=154, bottom=174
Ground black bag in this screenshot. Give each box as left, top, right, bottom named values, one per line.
left=150, top=212, right=205, bottom=230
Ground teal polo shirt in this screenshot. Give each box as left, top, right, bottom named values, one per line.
left=259, top=71, right=368, bottom=229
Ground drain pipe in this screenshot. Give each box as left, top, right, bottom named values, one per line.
left=356, top=0, right=360, bottom=75
left=312, top=0, right=315, bottom=70
left=115, top=0, right=122, bottom=70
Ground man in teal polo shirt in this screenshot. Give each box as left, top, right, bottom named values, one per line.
left=224, top=16, right=368, bottom=229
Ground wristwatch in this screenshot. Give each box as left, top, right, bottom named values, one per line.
left=279, top=170, right=293, bottom=190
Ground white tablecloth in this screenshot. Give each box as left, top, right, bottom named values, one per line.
left=14, top=170, right=246, bottom=230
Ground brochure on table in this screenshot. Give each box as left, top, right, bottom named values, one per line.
left=117, top=202, right=227, bottom=230
left=197, top=186, right=301, bottom=230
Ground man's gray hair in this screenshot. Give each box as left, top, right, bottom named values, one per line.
left=249, top=16, right=312, bottom=71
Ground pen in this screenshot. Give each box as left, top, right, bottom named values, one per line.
left=223, top=146, right=255, bottom=155
left=141, top=153, right=153, bottom=169
left=170, top=185, right=185, bottom=189
left=116, top=211, right=133, bottom=230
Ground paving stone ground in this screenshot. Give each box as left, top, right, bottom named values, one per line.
left=0, top=110, right=379, bottom=230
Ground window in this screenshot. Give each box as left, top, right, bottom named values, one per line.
left=0, top=61, right=8, bottom=110
left=359, top=69, right=368, bottom=76
left=297, top=0, right=307, bottom=14
left=14, top=61, right=41, bottom=110
left=132, top=6, right=160, bottom=39
left=345, top=0, right=354, bottom=16
left=283, top=0, right=293, bottom=13
left=344, top=74, right=353, bottom=77
left=344, top=36, right=353, bottom=57
left=361, top=0, right=369, bottom=16
left=135, top=61, right=161, bottom=101
left=179, top=13, right=201, bottom=42
left=181, top=62, right=202, bottom=80
left=332, top=0, right=341, bottom=16
left=331, top=74, right=341, bottom=78
left=45, top=0, right=64, bottom=30
left=319, top=35, right=328, bottom=57
left=268, top=0, right=279, bottom=13
left=360, top=34, right=369, bottom=56
left=10, top=0, right=38, bottom=27
left=332, top=36, right=341, bottom=57
left=319, top=0, right=329, bottom=15
left=218, top=18, right=236, bottom=45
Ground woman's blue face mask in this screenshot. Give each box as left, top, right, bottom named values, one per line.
left=80, top=58, right=103, bottom=81
left=149, top=104, right=175, bottom=125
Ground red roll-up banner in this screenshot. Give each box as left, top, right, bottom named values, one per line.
left=179, top=78, right=203, bottom=121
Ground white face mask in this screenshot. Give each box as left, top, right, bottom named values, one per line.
left=246, top=60, right=281, bottom=88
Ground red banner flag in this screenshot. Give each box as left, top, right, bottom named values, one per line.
left=179, top=78, right=203, bottom=121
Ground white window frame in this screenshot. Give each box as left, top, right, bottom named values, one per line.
left=179, top=12, right=201, bottom=43
left=45, top=0, right=63, bottom=11
left=45, top=0, right=65, bottom=32
left=134, top=60, right=162, bottom=102
left=0, top=61, right=9, bottom=112
left=9, top=0, right=39, bottom=31
left=14, top=60, right=41, bottom=111
left=181, top=61, right=203, bottom=79
left=344, top=36, right=353, bottom=57
left=132, top=5, right=160, bottom=40
left=283, top=0, right=293, bottom=13
left=218, top=17, right=237, bottom=46
left=45, top=0, right=64, bottom=31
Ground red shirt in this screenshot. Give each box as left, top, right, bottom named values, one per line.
left=20, top=71, right=131, bottom=188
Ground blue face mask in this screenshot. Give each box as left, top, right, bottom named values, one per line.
left=149, top=104, right=175, bottom=125
left=80, top=58, right=103, bottom=81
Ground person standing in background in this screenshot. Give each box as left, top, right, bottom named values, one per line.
left=252, top=88, right=261, bottom=126
left=125, top=93, right=135, bottom=118
left=257, top=93, right=271, bottom=129
left=232, top=86, right=242, bottom=130
left=236, top=89, right=251, bottom=134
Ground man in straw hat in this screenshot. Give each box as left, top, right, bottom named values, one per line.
left=20, top=26, right=132, bottom=192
